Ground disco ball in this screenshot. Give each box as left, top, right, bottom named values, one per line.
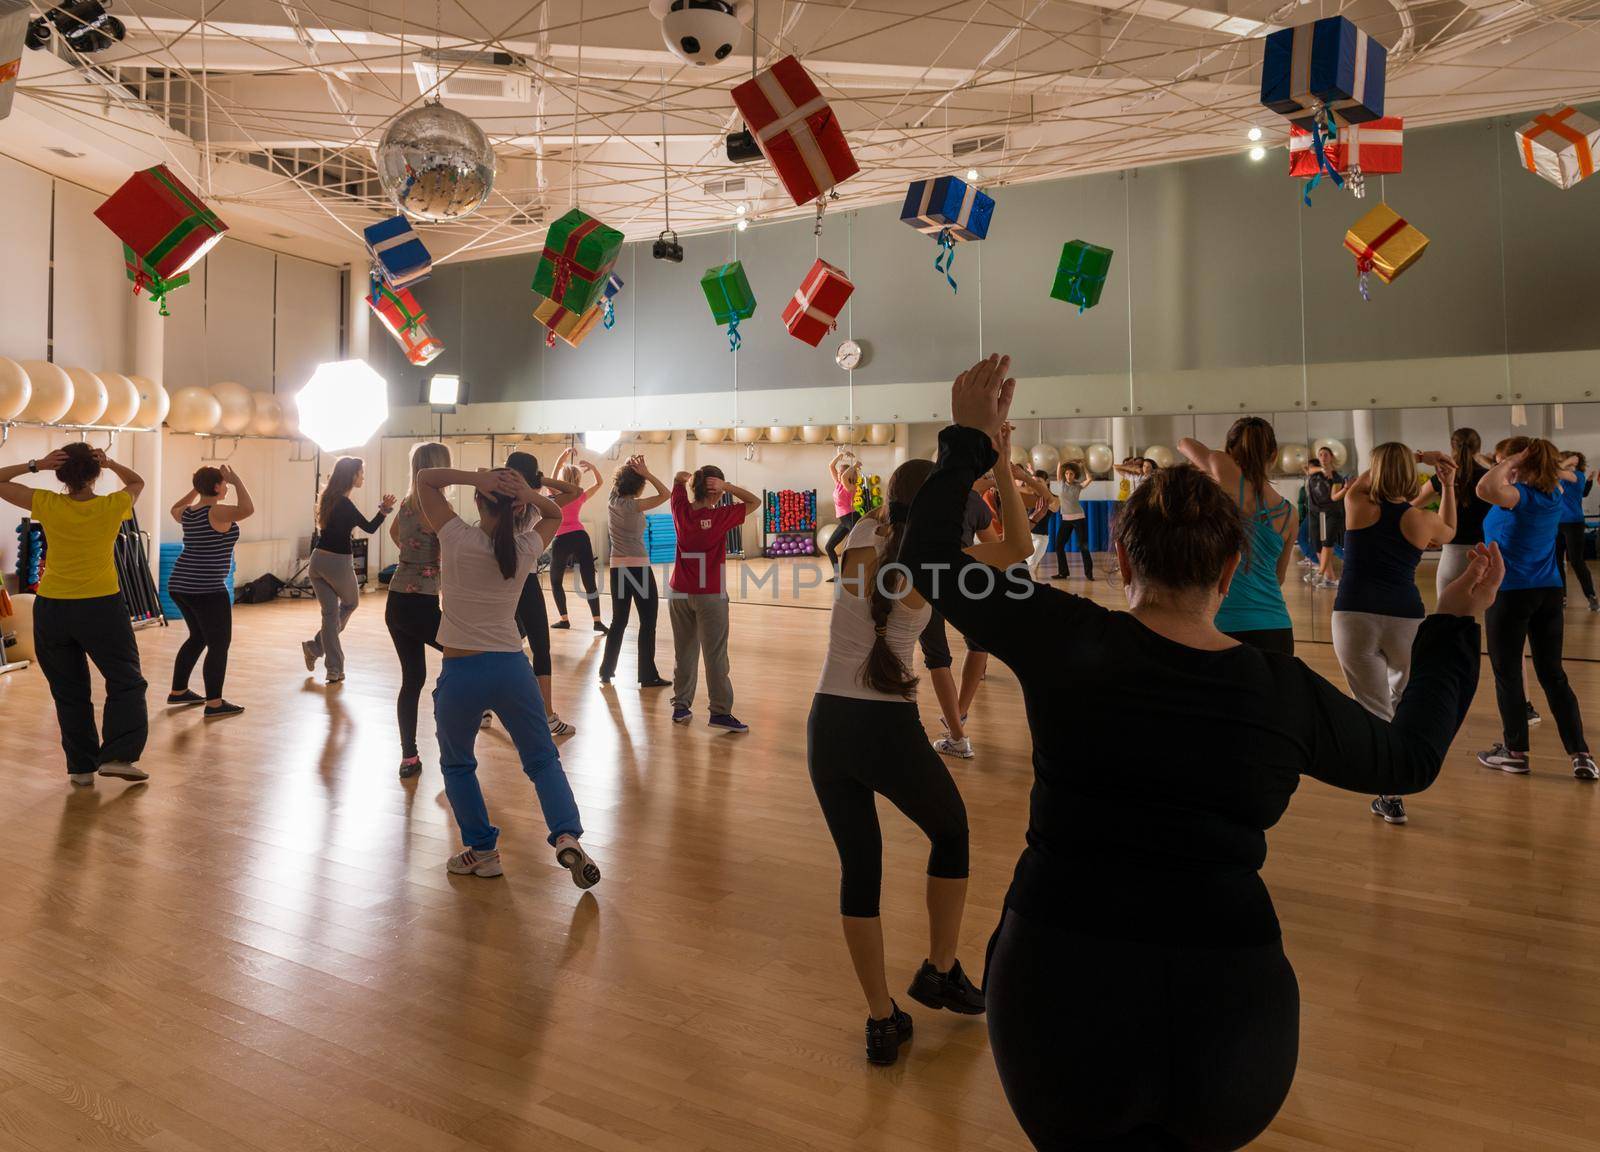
left=376, top=101, right=496, bottom=222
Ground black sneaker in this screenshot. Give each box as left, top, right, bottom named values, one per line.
left=551, top=620, right=571, bottom=630
left=1574, top=754, right=1598, bottom=782
left=640, top=676, right=671, bottom=688
left=398, top=757, right=422, bottom=780
left=864, top=1002, right=913, bottom=1066
left=593, top=620, right=608, bottom=634
left=1527, top=702, right=1542, bottom=726
left=907, top=958, right=985, bottom=1015
left=203, top=701, right=245, bottom=720
left=1371, top=795, right=1407, bottom=824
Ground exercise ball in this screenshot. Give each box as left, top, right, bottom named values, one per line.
left=1030, top=443, right=1060, bottom=474
left=1311, top=437, right=1349, bottom=469
left=249, top=391, right=282, bottom=436
left=733, top=426, right=763, bottom=444
left=128, top=375, right=170, bottom=429
left=866, top=424, right=895, bottom=445
left=1278, top=443, right=1309, bottom=475
left=637, top=429, right=672, bottom=444
left=96, top=372, right=139, bottom=427
left=1059, top=443, right=1086, bottom=464
left=695, top=427, right=727, bottom=444
left=168, top=386, right=222, bottom=433
left=0, top=357, right=31, bottom=420
left=1085, top=443, right=1113, bottom=476
left=210, top=381, right=253, bottom=434
left=18, top=361, right=73, bottom=423
left=60, top=368, right=107, bottom=426
left=1145, top=444, right=1177, bottom=469
left=766, top=426, right=797, bottom=444
left=800, top=425, right=829, bottom=445
left=833, top=424, right=863, bottom=444
left=1009, top=444, right=1030, bottom=466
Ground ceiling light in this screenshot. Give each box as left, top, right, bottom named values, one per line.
left=1249, top=146, right=1267, bottom=162
left=428, top=374, right=461, bottom=408
left=1247, top=126, right=1263, bottom=142
left=735, top=203, right=746, bottom=215
left=736, top=217, right=748, bottom=231
left=966, top=168, right=980, bottom=182
left=584, top=430, right=620, bottom=453
left=297, top=360, right=389, bottom=452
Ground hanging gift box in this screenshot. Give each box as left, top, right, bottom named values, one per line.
left=121, top=244, right=191, bottom=316
left=531, top=208, right=624, bottom=318
left=532, top=291, right=603, bottom=349
left=701, top=261, right=757, bottom=351
left=900, top=175, right=994, bottom=292
left=731, top=55, right=859, bottom=207
left=94, top=164, right=228, bottom=285
left=601, top=273, right=624, bottom=330
left=0, top=0, right=28, bottom=122
left=1051, top=240, right=1114, bottom=313
left=781, top=258, right=854, bottom=347
left=1343, top=202, right=1427, bottom=301
left=1515, top=105, right=1600, bottom=190
left=368, top=279, right=444, bottom=365
left=364, top=215, right=432, bottom=290
left=1289, top=115, right=1402, bottom=203
left=1261, top=16, right=1386, bottom=128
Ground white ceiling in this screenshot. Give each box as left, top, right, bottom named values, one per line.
left=5, top=0, right=1600, bottom=266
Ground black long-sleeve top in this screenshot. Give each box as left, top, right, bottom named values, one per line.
left=317, top=496, right=387, bottom=555
left=901, top=426, right=1482, bottom=946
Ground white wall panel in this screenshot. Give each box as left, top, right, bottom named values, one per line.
left=202, top=241, right=275, bottom=391
left=274, top=255, right=341, bottom=394
left=160, top=256, right=208, bottom=390
left=0, top=156, right=52, bottom=361
left=51, top=181, right=131, bottom=372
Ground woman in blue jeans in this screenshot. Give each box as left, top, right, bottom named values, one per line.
left=414, top=460, right=601, bottom=887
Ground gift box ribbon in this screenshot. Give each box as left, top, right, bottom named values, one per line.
left=142, top=166, right=225, bottom=273
left=370, top=277, right=426, bottom=333
left=1059, top=246, right=1107, bottom=314
left=752, top=64, right=836, bottom=203
left=1287, top=21, right=1373, bottom=118
left=541, top=217, right=602, bottom=304
left=786, top=289, right=837, bottom=333
left=123, top=245, right=188, bottom=316
left=708, top=273, right=746, bottom=351
left=1521, top=107, right=1594, bottom=181
left=934, top=228, right=958, bottom=292
left=1304, top=114, right=1345, bottom=206
left=1351, top=214, right=1407, bottom=301
left=371, top=231, right=421, bottom=259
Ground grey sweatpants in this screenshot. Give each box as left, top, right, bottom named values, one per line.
left=1435, top=543, right=1474, bottom=600
left=670, top=592, right=732, bottom=715
left=306, top=548, right=360, bottom=676
left=1331, top=610, right=1422, bottom=721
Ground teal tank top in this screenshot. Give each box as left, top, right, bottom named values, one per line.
left=1215, top=478, right=1293, bottom=634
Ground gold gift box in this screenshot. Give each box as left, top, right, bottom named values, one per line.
left=1342, top=203, right=1428, bottom=285
left=532, top=291, right=602, bottom=348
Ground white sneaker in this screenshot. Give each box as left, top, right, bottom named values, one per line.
left=1302, top=571, right=1319, bottom=584
left=554, top=834, right=601, bottom=889
left=69, top=773, right=94, bottom=787
left=547, top=714, right=575, bottom=736
left=97, top=761, right=148, bottom=782
left=934, top=736, right=974, bottom=759
left=446, top=847, right=503, bottom=877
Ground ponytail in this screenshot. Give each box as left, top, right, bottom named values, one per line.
left=860, top=518, right=919, bottom=699
left=1450, top=427, right=1481, bottom=506
left=477, top=491, right=520, bottom=579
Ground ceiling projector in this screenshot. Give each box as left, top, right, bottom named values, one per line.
left=648, top=0, right=753, bottom=68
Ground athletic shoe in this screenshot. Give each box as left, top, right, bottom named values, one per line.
left=551, top=620, right=571, bottom=630
left=1317, top=576, right=1340, bottom=589
left=593, top=620, right=608, bottom=634
left=1050, top=572, right=1070, bottom=581
left=203, top=701, right=244, bottom=720
left=1371, top=795, right=1408, bottom=825
left=398, top=757, right=422, bottom=780
left=598, top=674, right=612, bottom=686
left=480, top=711, right=493, bottom=729
left=708, top=713, right=749, bottom=732
left=554, top=834, right=601, bottom=889
left=1527, top=702, right=1542, bottom=726
left=640, top=677, right=671, bottom=688
left=672, top=706, right=692, bottom=725
left=97, top=761, right=148, bottom=782
left=325, top=673, right=344, bottom=685
left=907, top=958, right=985, bottom=1015
left=1588, top=597, right=1599, bottom=613
left=1302, top=571, right=1320, bottom=584
left=69, top=773, right=94, bottom=788
left=1478, top=744, right=1530, bottom=774
left=864, top=1002, right=914, bottom=1066
left=446, top=847, right=502, bottom=878
left=934, top=736, right=974, bottom=759
left=547, top=714, right=575, bottom=737
left=301, top=641, right=317, bottom=671
left=166, top=690, right=204, bottom=707
left=1574, top=754, right=1599, bottom=782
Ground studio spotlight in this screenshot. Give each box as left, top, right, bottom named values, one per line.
left=725, top=128, right=762, bottom=164
left=26, top=0, right=127, bottom=54
left=427, top=374, right=461, bottom=411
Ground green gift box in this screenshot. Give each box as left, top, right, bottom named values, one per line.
left=701, top=261, right=757, bottom=350
left=530, top=208, right=624, bottom=317
left=1051, top=240, right=1113, bottom=312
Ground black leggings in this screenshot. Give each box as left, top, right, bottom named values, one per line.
left=987, top=909, right=1299, bottom=1151
left=824, top=511, right=862, bottom=568
left=599, top=565, right=660, bottom=682
left=1557, top=522, right=1596, bottom=600
left=1054, top=517, right=1093, bottom=578
left=385, top=590, right=441, bottom=759
left=549, top=530, right=601, bottom=620
left=1224, top=627, right=1294, bottom=656
left=515, top=570, right=553, bottom=678
left=171, top=590, right=233, bottom=700
left=1485, top=586, right=1588, bottom=754
left=806, top=693, right=969, bottom=918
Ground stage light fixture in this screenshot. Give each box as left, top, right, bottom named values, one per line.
left=428, top=374, right=461, bottom=409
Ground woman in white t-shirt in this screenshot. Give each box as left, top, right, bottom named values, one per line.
left=415, top=461, right=601, bottom=888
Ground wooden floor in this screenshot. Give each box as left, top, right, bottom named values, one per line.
left=2, top=565, right=1599, bottom=1152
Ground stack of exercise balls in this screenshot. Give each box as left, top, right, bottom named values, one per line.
left=0, top=361, right=172, bottom=432
left=764, top=488, right=817, bottom=557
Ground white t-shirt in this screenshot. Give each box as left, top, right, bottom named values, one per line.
left=815, top=518, right=932, bottom=702
left=436, top=516, right=547, bottom=652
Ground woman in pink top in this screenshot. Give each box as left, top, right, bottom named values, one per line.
left=547, top=447, right=607, bottom=633
left=824, top=448, right=863, bottom=576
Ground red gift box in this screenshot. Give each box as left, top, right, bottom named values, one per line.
left=368, top=280, right=444, bottom=366
left=781, top=258, right=854, bottom=347
left=1289, top=116, right=1403, bottom=179
left=732, top=55, right=858, bottom=207
left=93, top=164, right=228, bottom=281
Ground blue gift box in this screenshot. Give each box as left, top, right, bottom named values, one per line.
left=601, top=272, right=624, bottom=329
left=1260, top=15, right=1386, bottom=128
left=603, top=273, right=623, bottom=300
left=363, top=215, right=432, bottom=290
left=900, top=175, right=994, bottom=242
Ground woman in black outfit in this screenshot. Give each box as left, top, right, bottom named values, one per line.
left=167, top=463, right=252, bottom=718
left=301, top=456, right=395, bottom=684
left=504, top=452, right=583, bottom=736
left=901, top=355, right=1498, bottom=1152
left=385, top=441, right=451, bottom=778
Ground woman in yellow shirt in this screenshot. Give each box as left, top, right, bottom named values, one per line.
left=0, top=444, right=150, bottom=786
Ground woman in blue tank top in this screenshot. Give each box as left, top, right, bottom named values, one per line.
left=1475, top=438, right=1594, bottom=780
left=1180, top=418, right=1298, bottom=654
left=1555, top=450, right=1596, bottom=611
left=1331, top=443, right=1458, bottom=825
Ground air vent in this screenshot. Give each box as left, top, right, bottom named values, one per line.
left=951, top=132, right=1006, bottom=158
left=702, top=177, right=748, bottom=196
left=46, top=147, right=86, bottom=159
left=413, top=59, right=532, bottom=103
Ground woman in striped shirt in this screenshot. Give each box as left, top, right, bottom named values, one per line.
left=167, top=464, right=253, bottom=718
